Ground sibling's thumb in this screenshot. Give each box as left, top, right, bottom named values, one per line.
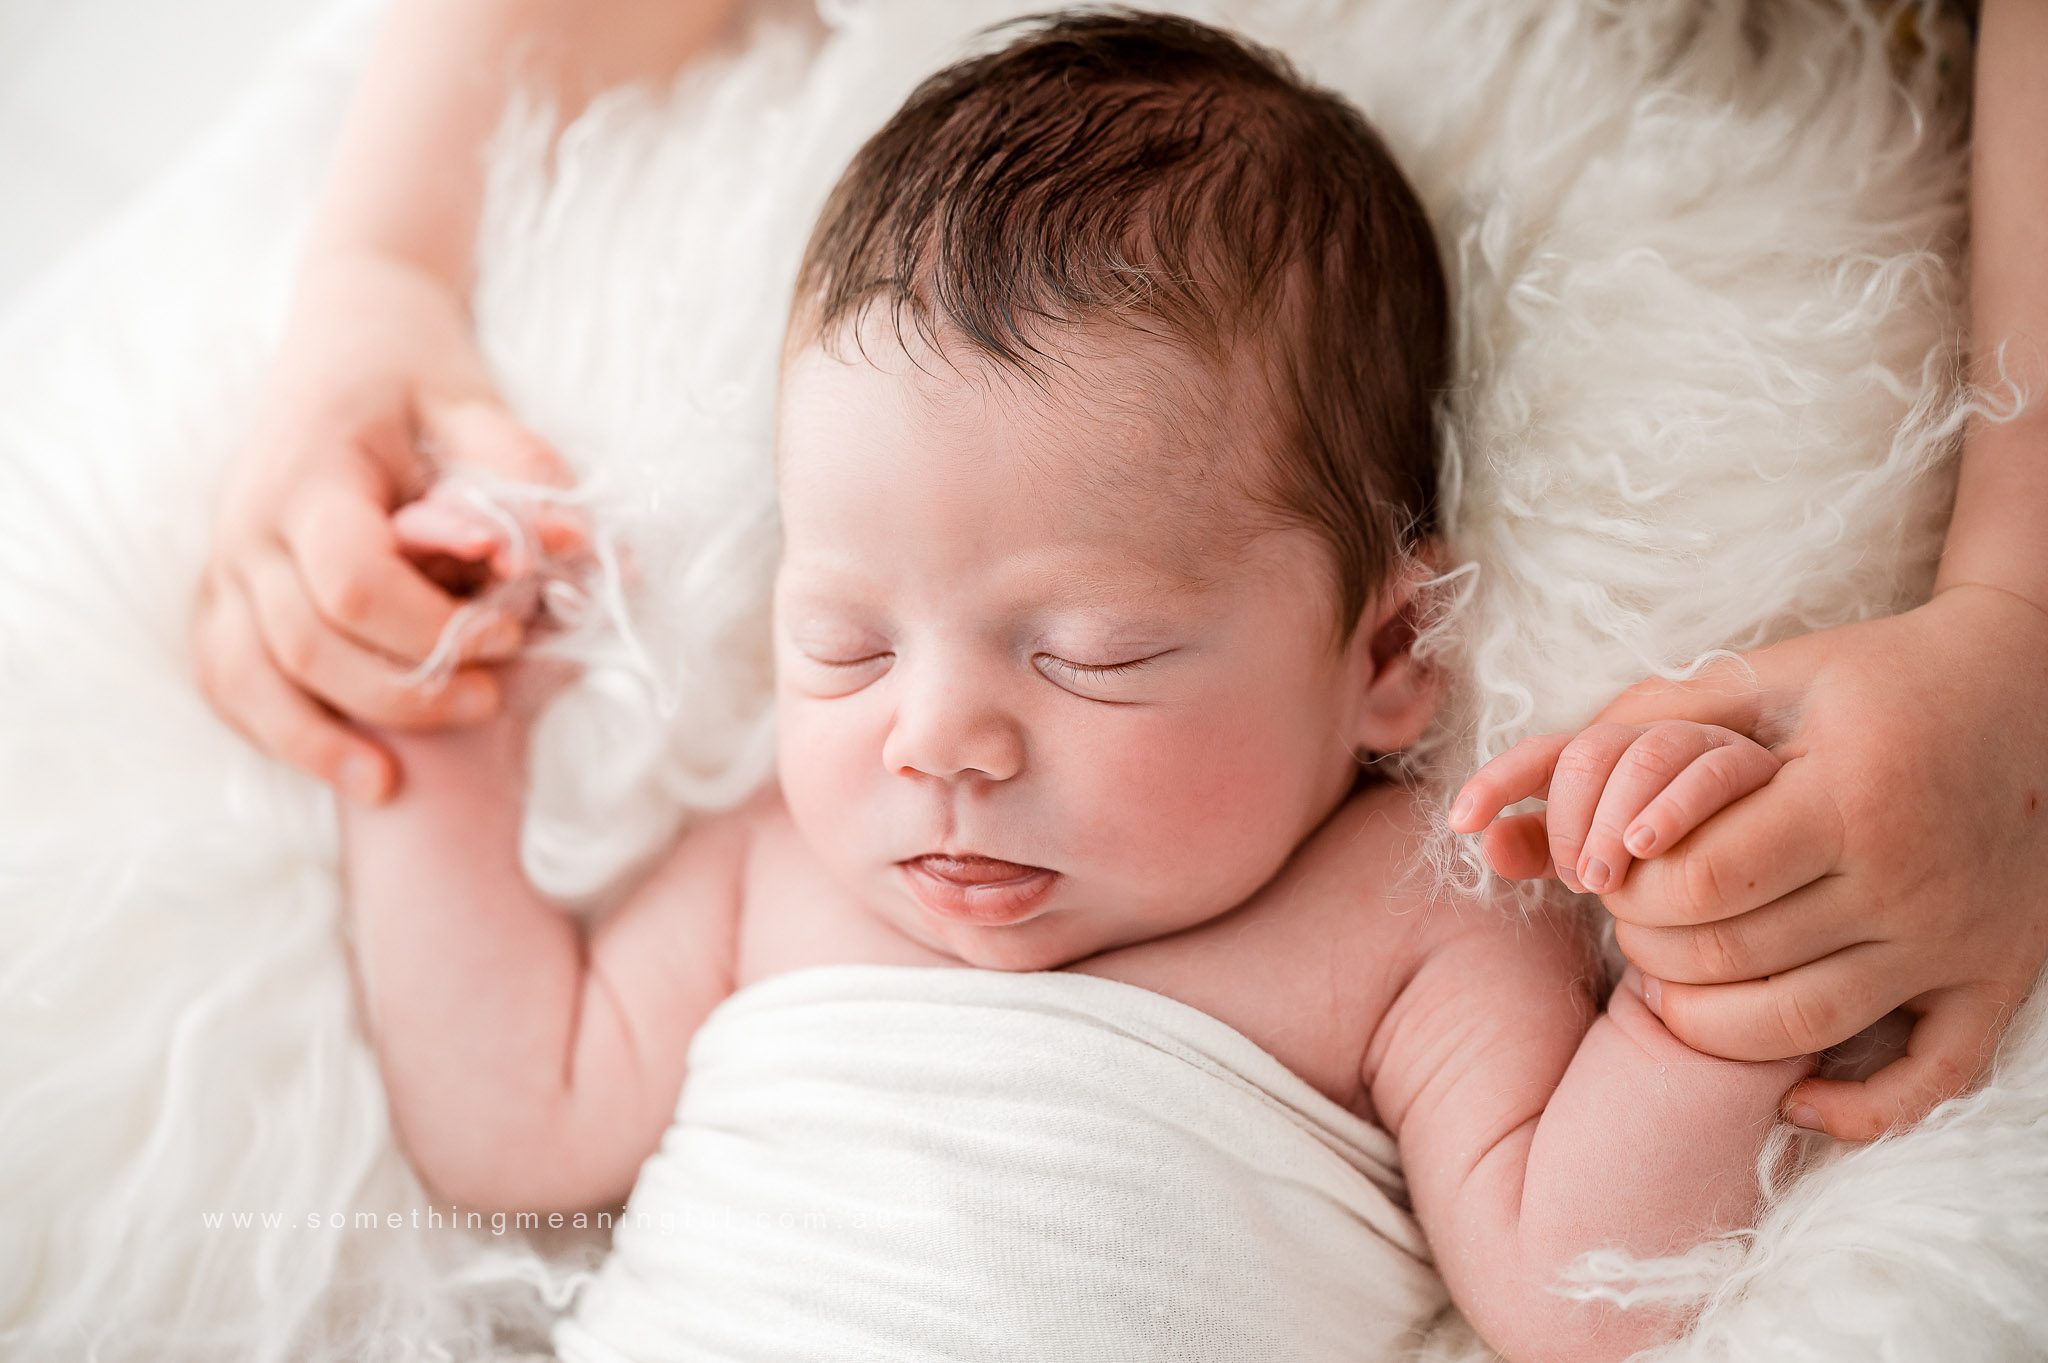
left=421, top=395, right=576, bottom=490
left=1589, top=634, right=1813, bottom=747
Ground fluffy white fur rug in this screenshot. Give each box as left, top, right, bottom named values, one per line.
left=4, top=0, right=2045, bottom=1359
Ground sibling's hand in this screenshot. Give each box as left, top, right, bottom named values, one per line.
left=1453, top=587, right=2048, bottom=1142
left=191, top=252, right=588, bottom=805
left=1448, top=721, right=1781, bottom=897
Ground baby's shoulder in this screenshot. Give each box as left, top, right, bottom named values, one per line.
left=1327, top=780, right=1600, bottom=962
left=1200, top=778, right=1460, bottom=974
left=1274, top=778, right=1459, bottom=934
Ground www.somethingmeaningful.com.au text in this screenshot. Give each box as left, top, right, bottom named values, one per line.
left=201, top=1204, right=900, bottom=1237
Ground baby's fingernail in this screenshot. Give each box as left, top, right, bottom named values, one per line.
left=1641, top=974, right=1664, bottom=1016
left=1448, top=792, right=1476, bottom=826
left=539, top=509, right=587, bottom=549
left=1786, top=1103, right=1824, bottom=1132
left=451, top=679, right=497, bottom=722
left=342, top=755, right=386, bottom=803
left=1581, top=858, right=1611, bottom=892
left=476, top=618, right=523, bottom=656
left=1625, top=825, right=1658, bottom=856
left=493, top=546, right=532, bottom=580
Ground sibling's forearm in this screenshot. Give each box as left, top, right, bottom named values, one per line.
left=1935, top=0, right=2048, bottom=615
left=335, top=715, right=585, bottom=1204
left=307, top=0, right=745, bottom=291
left=1484, top=987, right=1815, bottom=1361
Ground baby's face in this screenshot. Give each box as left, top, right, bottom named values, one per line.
left=771, top=324, right=1376, bottom=971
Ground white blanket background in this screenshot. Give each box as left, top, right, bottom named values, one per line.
left=3, top=0, right=2045, bottom=1359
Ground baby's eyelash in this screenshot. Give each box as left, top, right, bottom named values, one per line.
left=1039, top=654, right=1159, bottom=679
left=799, top=651, right=1164, bottom=678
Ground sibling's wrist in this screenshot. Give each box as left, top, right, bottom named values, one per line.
left=287, top=245, right=472, bottom=332
left=1926, top=578, right=2048, bottom=645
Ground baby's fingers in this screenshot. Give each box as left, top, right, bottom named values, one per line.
left=1479, top=811, right=1557, bottom=880
left=1449, top=733, right=1573, bottom=832
left=536, top=505, right=590, bottom=558
left=1575, top=724, right=1774, bottom=894
left=1620, top=737, right=1780, bottom=865
left=402, top=480, right=587, bottom=584
left=393, top=497, right=501, bottom=559
left=391, top=500, right=511, bottom=607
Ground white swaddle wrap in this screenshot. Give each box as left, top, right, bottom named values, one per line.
left=551, top=962, right=1448, bottom=1362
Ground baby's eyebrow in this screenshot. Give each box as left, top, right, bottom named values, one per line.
left=1041, top=566, right=1215, bottom=610
left=778, top=558, right=1216, bottom=614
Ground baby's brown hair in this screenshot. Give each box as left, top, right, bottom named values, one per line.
left=785, top=6, right=1449, bottom=653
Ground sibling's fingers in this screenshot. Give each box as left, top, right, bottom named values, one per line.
left=1781, top=985, right=2010, bottom=1140
left=280, top=476, right=464, bottom=664
left=428, top=399, right=575, bottom=483
left=1606, top=758, right=1844, bottom=928
left=1645, top=939, right=1912, bottom=1061
left=1613, top=876, right=1864, bottom=985
left=195, top=571, right=394, bottom=804
left=242, top=543, right=501, bottom=730
left=1448, top=732, right=1573, bottom=832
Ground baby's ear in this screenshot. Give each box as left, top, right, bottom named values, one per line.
left=1343, top=554, right=1445, bottom=756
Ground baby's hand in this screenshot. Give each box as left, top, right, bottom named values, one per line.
left=392, top=477, right=597, bottom=714
left=1447, top=721, right=1781, bottom=895
left=392, top=476, right=589, bottom=598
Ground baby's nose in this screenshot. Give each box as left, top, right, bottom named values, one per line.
left=881, top=675, right=1026, bottom=783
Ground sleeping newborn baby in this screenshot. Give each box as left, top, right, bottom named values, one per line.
left=337, top=11, right=1815, bottom=1363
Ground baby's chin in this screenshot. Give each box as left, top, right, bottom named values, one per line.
left=878, top=897, right=1183, bottom=973
left=898, top=908, right=1097, bottom=972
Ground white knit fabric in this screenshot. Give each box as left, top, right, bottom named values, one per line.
left=550, top=964, right=1446, bottom=1363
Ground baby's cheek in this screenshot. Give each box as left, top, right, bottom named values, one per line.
left=774, top=702, right=872, bottom=853
left=1082, top=710, right=1313, bottom=889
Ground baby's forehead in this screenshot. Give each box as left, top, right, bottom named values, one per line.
left=778, top=347, right=1280, bottom=604
left=776, top=320, right=1275, bottom=533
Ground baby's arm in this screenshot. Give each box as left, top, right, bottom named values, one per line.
left=1369, top=903, right=1812, bottom=1363
left=1374, top=722, right=1814, bottom=1361
left=336, top=501, right=750, bottom=1216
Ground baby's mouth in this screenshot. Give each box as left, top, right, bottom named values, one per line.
left=907, top=853, right=1046, bottom=885
left=898, top=854, right=1059, bottom=926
